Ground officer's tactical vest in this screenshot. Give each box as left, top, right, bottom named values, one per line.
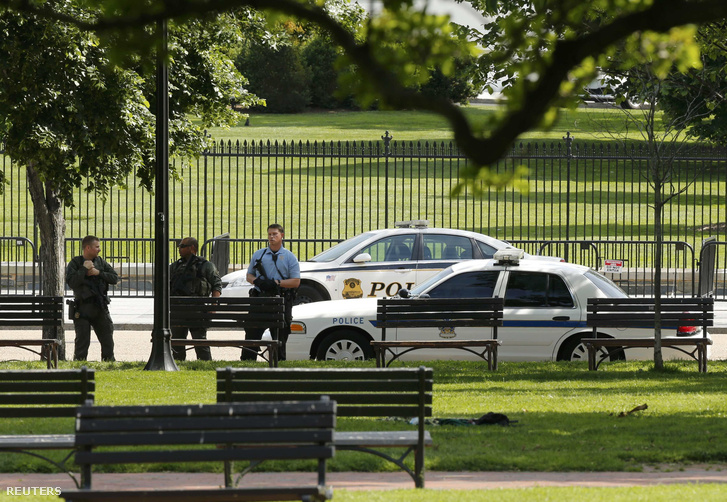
left=171, top=256, right=212, bottom=296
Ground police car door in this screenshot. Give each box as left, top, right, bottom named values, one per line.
left=346, top=234, right=417, bottom=299
left=416, top=234, right=477, bottom=286
left=395, top=271, right=500, bottom=359
left=498, top=270, right=581, bottom=361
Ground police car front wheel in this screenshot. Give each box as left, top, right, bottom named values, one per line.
left=294, top=284, right=325, bottom=305
left=316, top=330, right=374, bottom=361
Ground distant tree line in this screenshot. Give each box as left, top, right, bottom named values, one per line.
left=234, top=4, right=479, bottom=113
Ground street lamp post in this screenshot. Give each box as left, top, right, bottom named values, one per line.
left=145, top=19, right=178, bottom=371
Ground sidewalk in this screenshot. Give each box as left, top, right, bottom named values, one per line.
left=3, top=467, right=727, bottom=492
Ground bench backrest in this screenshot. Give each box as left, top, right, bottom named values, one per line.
left=217, top=367, right=433, bottom=421
left=587, top=297, right=714, bottom=335
left=376, top=297, right=504, bottom=340
left=0, top=367, right=95, bottom=418
left=0, top=296, right=63, bottom=327
left=74, top=399, right=336, bottom=488
left=170, top=296, right=286, bottom=330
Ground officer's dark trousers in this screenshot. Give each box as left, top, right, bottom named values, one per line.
left=73, top=302, right=115, bottom=361
left=241, top=327, right=289, bottom=361
left=171, top=327, right=212, bottom=361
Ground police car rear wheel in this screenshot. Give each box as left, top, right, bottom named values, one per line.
left=295, top=284, right=324, bottom=305
left=558, top=334, right=624, bottom=362
left=316, top=330, right=374, bottom=361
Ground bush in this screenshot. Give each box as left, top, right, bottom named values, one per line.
left=236, top=43, right=311, bottom=113
left=302, top=38, right=358, bottom=110
left=418, top=58, right=479, bottom=104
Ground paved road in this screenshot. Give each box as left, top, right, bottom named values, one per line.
left=2, top=467, right=727, bottom=493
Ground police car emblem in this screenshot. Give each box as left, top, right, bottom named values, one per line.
left=342, top=278, right=363, bottom=299
left=439, top=326, right=456, bottom=339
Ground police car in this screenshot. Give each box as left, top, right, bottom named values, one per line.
left=284, top=249, right=708, bottom=362
left=221, top=221, right=561, bottom=304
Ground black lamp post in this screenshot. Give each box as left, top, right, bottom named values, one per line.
left=145, top=19, right=178, bottom=371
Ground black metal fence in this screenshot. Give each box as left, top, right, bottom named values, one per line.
left=2, top=134, right=727, bottom=296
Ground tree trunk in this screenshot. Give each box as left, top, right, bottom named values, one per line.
left=653, top=189, right=664, bottom=370
left=26, top=163, right=67, bottom=360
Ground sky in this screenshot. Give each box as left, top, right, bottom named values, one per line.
left=359, top=0, right=489, bottom=29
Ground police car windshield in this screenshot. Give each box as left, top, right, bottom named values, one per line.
left=308, top=232, right=376, bottom=262
left=411, top=267, right=455, bottom=295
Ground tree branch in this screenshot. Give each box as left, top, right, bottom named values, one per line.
left=3, top=0, right=727, bottom=168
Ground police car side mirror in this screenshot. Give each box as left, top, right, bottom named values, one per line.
left=398, top=288, right=410, bottom=298
left=353, top=253, right=371, bottom=264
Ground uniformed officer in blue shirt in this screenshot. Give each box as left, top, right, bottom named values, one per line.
left=242, top=224, right=300, bottom=361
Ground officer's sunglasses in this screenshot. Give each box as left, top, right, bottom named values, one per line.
left=178, top=243, right=192, bottom=249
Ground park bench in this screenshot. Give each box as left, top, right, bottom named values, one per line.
left=584, top=297, right=714, bottom=372
left=170, top=296, right=285, bottom=366
left=370, top=297, right=504, bottom=370
left=0, top=296, right=63, bottom=369
left=217, top=366, right=433, bottom=488
left=0, top=367, right=95, bottom=486
left=60, top=398, right=336, bottom=502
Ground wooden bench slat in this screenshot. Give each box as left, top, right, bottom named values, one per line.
left=0, top=408, right=85, bottom=418
left=372, top=340, right=501, bottom=348
left=0, top=381, right=95, bottom=392
left=220, top=367, right=434, bottom=380
left=220, top=380, right=429, bottom=393
left=60, top=486, right=331, bottom=502
left=0, top=394, right=93, bottom=405
left=335, top=431, right=433, bottom=447
left=76, top=445, right=335, bottom=465
left=217, top=392, right=432, bottom=406
left=77, top=415, right=335, bottom=434
left=0, top=369, right=95, bottom=381
left=76, top=429, right=333, bottom=447
left=583, top=337, right=713, bottom=347
left=0, top=434, right=76, bottom=449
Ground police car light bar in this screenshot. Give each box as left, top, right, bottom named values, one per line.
left=494, top=247, right=525, bottom=265
left=395, top=220, right=429, bottom=228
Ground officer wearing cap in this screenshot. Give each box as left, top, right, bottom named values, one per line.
left=170, top=237, right=222, bottom=361
left=242, top=224, right=300, bottom=361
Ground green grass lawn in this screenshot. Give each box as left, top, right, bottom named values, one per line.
left=3, top=485, right=727, bottom=502
left=2, top=359, right=726, bottom=475
left=205, top=104, right=671, bottom=144
left=2, top=358, right=726, bottom=501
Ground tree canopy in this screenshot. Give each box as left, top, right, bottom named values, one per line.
left=3, top=0, right=725, bottom=173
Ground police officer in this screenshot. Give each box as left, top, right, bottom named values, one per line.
left=170, top=237, right=222, bottom=361
left=242, top=224, right=300, bottom=361
left=66, top=235, right=118, bottom=361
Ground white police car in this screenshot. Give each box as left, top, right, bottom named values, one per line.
left=285, top=249, right=708, bottom=362
left=221, top=220, right=561, bottom=304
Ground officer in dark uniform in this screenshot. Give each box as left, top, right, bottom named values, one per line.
left=66, top=235, right=118, bottom=361
left=242, top=224, right=300, bottom=361
left=170, top=237, right=222, bottom=361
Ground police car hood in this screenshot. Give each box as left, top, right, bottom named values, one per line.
left=221, top=260, right=334, bottom=285
left=292, top=298, right=377, bottom=319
